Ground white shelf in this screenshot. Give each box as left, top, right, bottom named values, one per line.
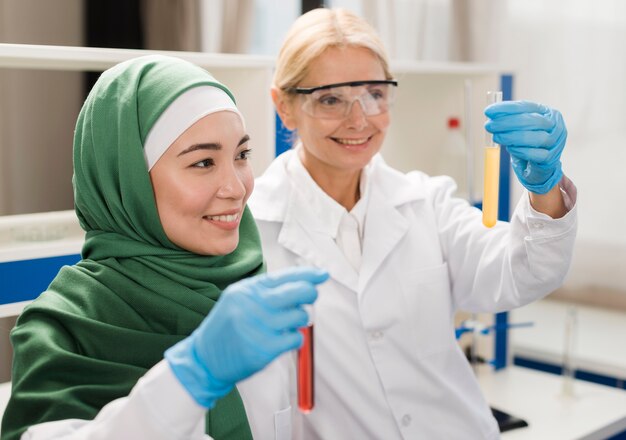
left=0, top=301, right=31, bottom=319
left=0, top=210, right=83, bottom=263
left=0, top=43, right=274, bottom=71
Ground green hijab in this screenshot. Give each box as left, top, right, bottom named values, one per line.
left=1, top=55, right=263, bottom=440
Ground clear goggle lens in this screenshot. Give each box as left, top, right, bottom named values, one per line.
left=290, top=80, right=398, bottom=119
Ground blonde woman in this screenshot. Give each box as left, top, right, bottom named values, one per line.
left=249, top=8, right=577, bottom=439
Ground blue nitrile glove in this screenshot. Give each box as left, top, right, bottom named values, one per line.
left=165, top=266, right=329, bottom=408
left=485, top=100, right=567, bottom=194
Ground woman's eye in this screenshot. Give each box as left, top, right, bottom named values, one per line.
left=192, top=158, right=214, bottom=168
left=236, top=148, right=252, bottom=161
left=368, top=88, right=385, bottom=100
left=318, top=95, right=343, bottom=106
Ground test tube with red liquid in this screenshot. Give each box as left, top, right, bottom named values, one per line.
left=297, top=306, right=314, bottom=412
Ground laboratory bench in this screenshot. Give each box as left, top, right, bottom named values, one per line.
left=478, top=365, right=626, bottom=439
left=483, top=297, right=626, bottom=439
left=510, top=298, right=626, bottom=386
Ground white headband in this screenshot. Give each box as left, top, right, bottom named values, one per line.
left=143, top=86, right=244, bottom=170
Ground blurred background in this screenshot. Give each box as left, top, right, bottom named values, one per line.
left=0, top=0, right=624, bottom=406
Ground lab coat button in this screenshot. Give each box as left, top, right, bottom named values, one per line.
left=401, top=414, right=412, bottom=427
left=369, top=331, right=384, bottom=340
left=532, top=221, right=544, bottom=229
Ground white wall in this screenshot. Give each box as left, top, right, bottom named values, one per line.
left=499, top=1, right=626, bottom=297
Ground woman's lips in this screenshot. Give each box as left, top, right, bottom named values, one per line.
left=331, top=135, right=373, bottom=150
left=203, top=211, right=241, bottom=230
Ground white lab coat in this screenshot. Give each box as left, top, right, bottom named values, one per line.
left=17, top=358, right=293, bottom=440
left=248, top=150, right=578, bottom=440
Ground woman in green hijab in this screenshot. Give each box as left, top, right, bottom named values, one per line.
left=1, top=55, right=327, bottom=440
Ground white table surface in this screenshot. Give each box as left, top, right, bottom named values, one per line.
left=478, top=365, right=626, bottom=440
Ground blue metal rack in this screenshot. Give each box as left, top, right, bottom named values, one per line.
left=492, top=74, right=514, bottom=370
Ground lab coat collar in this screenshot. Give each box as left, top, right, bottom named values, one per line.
left=250, top=151, right=353, bottom=286
left=281, top=150, right=360, bottom=289
left=284, top=148, right=346, bottom=238
left=367, top=154, right=427, bottom=205
left=251, top=150, right=427, bottom=293
left=252, top=151, right=425, bottom=220
left=280, top=188, right=359, bottom=289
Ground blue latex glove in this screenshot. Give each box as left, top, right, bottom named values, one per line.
left=485, top=100, right=567, bottom=194
left=165, top=266, right=329, bottom=408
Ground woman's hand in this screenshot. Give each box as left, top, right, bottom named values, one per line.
left=165, top=266, right=328, bottom=408
left=485, top=100, right=567, bottom=195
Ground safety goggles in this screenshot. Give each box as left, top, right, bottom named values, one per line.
left=288, top=80, right=398, bottom=119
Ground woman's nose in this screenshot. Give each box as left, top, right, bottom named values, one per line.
left=216, top=167, right=246, bottom=199
left=345, top=99, right=368, bottom=130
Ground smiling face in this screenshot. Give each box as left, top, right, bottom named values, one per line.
left=149, top=111, right=253, bottom=256
left=276, top=46, right=391, bottom=182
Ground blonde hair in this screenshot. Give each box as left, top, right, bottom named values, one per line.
left=273, top=8, right=392, bottom=92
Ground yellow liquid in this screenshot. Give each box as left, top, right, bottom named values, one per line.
left=482, top=146, right=500, bottom=228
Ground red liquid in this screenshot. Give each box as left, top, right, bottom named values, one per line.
left=297, top=325, right=314, bottom=413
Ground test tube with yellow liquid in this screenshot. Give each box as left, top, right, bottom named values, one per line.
left=482, top=91, right=503, bottom=228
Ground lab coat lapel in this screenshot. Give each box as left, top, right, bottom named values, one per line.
left=358, top=178, right=412, bottom=293
left=278, top=190, right=359, bottom=292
